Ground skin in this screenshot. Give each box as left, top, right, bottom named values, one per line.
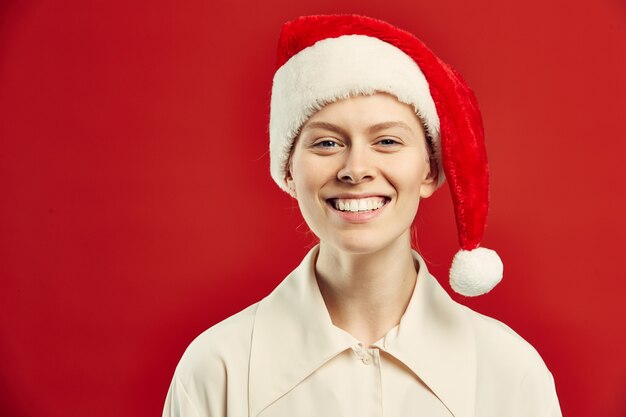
left=286, top=92, right=438, bottom=346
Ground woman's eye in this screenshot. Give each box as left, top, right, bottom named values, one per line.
left=377, top=138, right=400, bottom=146
left=314, top=140, right=338, bottom=148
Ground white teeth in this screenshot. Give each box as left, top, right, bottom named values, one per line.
left=331, top=197, right=386, bottom=213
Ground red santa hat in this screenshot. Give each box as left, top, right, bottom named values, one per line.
left=269, top=14, right=503, bottom=297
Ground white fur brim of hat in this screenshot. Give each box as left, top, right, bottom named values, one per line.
left=269, top=34, right=444, bottom=193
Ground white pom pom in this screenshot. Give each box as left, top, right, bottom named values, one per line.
left=450, top=247, right=503, bottom=297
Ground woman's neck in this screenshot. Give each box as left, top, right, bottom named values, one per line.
left=314, top=235, right=418, bottom=347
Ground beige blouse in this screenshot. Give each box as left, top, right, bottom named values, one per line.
left=163, top=245, right=562, bottom=417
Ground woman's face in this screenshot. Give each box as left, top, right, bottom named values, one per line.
left=287, top=92, right=437, bottom=255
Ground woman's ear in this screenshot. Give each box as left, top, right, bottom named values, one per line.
left=285, top=165, right=297, bottom=198
left=419, top=157, right=438, bottom=199
left=286, top=178, right=297, bottom=198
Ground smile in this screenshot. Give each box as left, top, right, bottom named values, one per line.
left=327, top=197, right=389, bottom=212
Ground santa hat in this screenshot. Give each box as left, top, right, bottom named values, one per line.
left=269, top=14, right=503, bottom=297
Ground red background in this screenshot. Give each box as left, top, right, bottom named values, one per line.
left=1, top=1, right=625, bottom=416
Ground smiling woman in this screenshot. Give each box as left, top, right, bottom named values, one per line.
left=287, top=94, right=436, bottom=269
left=162, top=14, right=562, bottom=417
left=285, top=94, right=438, bottom=347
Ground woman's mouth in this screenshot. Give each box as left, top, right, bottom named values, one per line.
left=325, top=196, right=390, bottom=223
left=328, top=196, right=389, bottom=212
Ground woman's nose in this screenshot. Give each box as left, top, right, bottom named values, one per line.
left=337, top=146, right=375, bottom=184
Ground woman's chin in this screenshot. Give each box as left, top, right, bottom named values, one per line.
left=323, top=232, right=401, bottom=256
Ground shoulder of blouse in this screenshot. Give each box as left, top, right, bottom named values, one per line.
left=165, top=303, right=260, bottom=417
left=462, top=306, right=551, bottom=373
left=173, top=302, right=259, bottom=386
left=461, top=305, right=561, bottom=415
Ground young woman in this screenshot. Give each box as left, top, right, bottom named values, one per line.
left=163, top=14, right=561, bottom=417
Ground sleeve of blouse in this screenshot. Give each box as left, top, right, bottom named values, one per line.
left=519, top=362, right=563, bottom=417
left=162, top=373, right=203, bottom=417
left=546, top=371, right=563, bottom=417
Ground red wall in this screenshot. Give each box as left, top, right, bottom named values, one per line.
left=1, top=1, right=625, bottom=416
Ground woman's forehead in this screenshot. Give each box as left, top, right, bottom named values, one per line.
left=302, top=93, right=425, bottom=132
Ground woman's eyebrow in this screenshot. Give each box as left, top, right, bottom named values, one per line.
left=301, top=120, right=414, bottom=135
left=366, top=121, right=414, bottom=134
left=301, top=121, right=348, bottom=136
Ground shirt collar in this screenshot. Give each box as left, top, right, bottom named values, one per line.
left=249, top=244, right=476, bottom=417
